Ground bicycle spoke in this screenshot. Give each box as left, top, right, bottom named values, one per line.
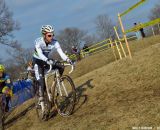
left=54, top=75, right=76, bottom=117
left=61, top=81, right=68, bottom=97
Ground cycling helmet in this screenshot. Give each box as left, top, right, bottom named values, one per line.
left=41, top=25, right=54, bottom=35
left=0, top=64, right=5, bottom=72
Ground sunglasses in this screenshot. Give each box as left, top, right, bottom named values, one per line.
left=46, top=34, right=53, bottom=37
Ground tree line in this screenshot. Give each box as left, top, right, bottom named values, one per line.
left=0, top=0, right=159, bottom=80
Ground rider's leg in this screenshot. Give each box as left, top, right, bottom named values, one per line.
left=2, top=86, right=11, bottom=112
left=33, top=58, right=48, bottom=99
left=5, top=96, right=10, bottom=112
left=34, top=64, right=45, bottom=100
left=34, top=63, right=47, bottom=114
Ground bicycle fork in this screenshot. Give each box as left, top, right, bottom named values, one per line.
left=56, top=78, right=68, bottom=97
left=39, top=98, right=45, bottom=113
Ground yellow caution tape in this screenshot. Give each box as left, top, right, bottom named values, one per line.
left=119, top=36, right=137, bottom=41
left=120, top=0, right=146, bottom=17
left=125, top=18, right=160, bottom=34
left=69, top=54, right=77, bottom=59
left=87, top=38, right=110, bottom=49
left=88, top=42, right=110, bottom=52
left=82, top=38, right=110, bottom=53
left=89, top=47, right=110, bottom=55
left=81, top=41, right=110, bottom=56
left=80, top=35, right=138, bottom=57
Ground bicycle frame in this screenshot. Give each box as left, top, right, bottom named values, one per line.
left=44, top=63, right=73, bottom=103
left=35, top=63, right=75, bottom=119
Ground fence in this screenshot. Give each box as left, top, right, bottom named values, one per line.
left=64, top=0, right=160, bottom=63
left=9, top=80, right=34, bottom=110
left=117, top=0, right=160, bottom=59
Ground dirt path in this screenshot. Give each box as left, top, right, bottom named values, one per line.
left=5, top=42, right=160, bottom=130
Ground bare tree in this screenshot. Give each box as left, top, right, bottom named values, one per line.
left=148, top=4, right=160, bottom=35
left=149, top=4, right=160, bottom=20
left=83, top=34, right=99, bottom=46
left=57, top=27, right=87, bottom=52
left=4, top=59, right=20, bottom=80
left=0, top=0, right=20, bottom=48
left=7, top=45, right=33, bottom=71
left=95, top=14, right=115, bottom=40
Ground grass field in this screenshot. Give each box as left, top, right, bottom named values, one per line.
left=4, top=35, right=160, bottom=130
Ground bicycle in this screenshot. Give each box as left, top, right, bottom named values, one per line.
left=35, top=62, right=76, bottom=121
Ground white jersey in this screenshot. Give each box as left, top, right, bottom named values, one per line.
left=33, top=37, right=68, bottom=62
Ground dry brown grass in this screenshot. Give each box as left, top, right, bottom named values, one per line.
left=69, top=35, right=160, bottom=79
left=5, top=35, right=160, bottom=130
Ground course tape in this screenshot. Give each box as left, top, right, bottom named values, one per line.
left=89, top=42, right=110, bottom=52
left=81, top=35, right=137, bottom=56
left=125, top=18, right=160, bottom=34
left=86, top=38, right=110, bottom=50
left=120, top=0, right=146, bottom=17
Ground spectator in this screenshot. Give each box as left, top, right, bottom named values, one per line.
left=83, top=44, right=89, bottom=52
left=139, top=25, right=146, bottom=38
left=0, top=64, right=13, bottom=112
left=71, top=46, right=81, bottom=61
left=27, top=61, right=35, bottom=82
left=82, top=44, right=90, bottom=57
left=71, top=46, right=78, bottom=54
left=134, top=23, right=142, bottom=40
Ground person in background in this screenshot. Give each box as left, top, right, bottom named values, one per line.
left=27, top=61, right=35, bottom=81
left=82, top=44, right=90, bottom=57
left=139, top=25, right=146, bottom=38
left=83, top=44, right=89, bottom=52
left=134, top=23, right=142, bottom=40
left=0, top=64, right=13, bottom=112
left=71, top=46, right=81, bottom=61
left=71, top=46, right=78, bottom=54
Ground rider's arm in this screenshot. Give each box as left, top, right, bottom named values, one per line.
left=55, top=41, right=69, bottom=61
left=35, top=40, right=48, bottom=62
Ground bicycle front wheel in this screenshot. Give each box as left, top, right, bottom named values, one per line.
left=54, top=75, right=76, bottom=117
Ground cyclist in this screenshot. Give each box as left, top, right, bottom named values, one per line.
left=0, top=64, right=13, bottom=112
left=32, top=25, right=73, bottom=112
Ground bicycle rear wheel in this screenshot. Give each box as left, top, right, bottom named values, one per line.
left=54, top=75, right=76, bottom=117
